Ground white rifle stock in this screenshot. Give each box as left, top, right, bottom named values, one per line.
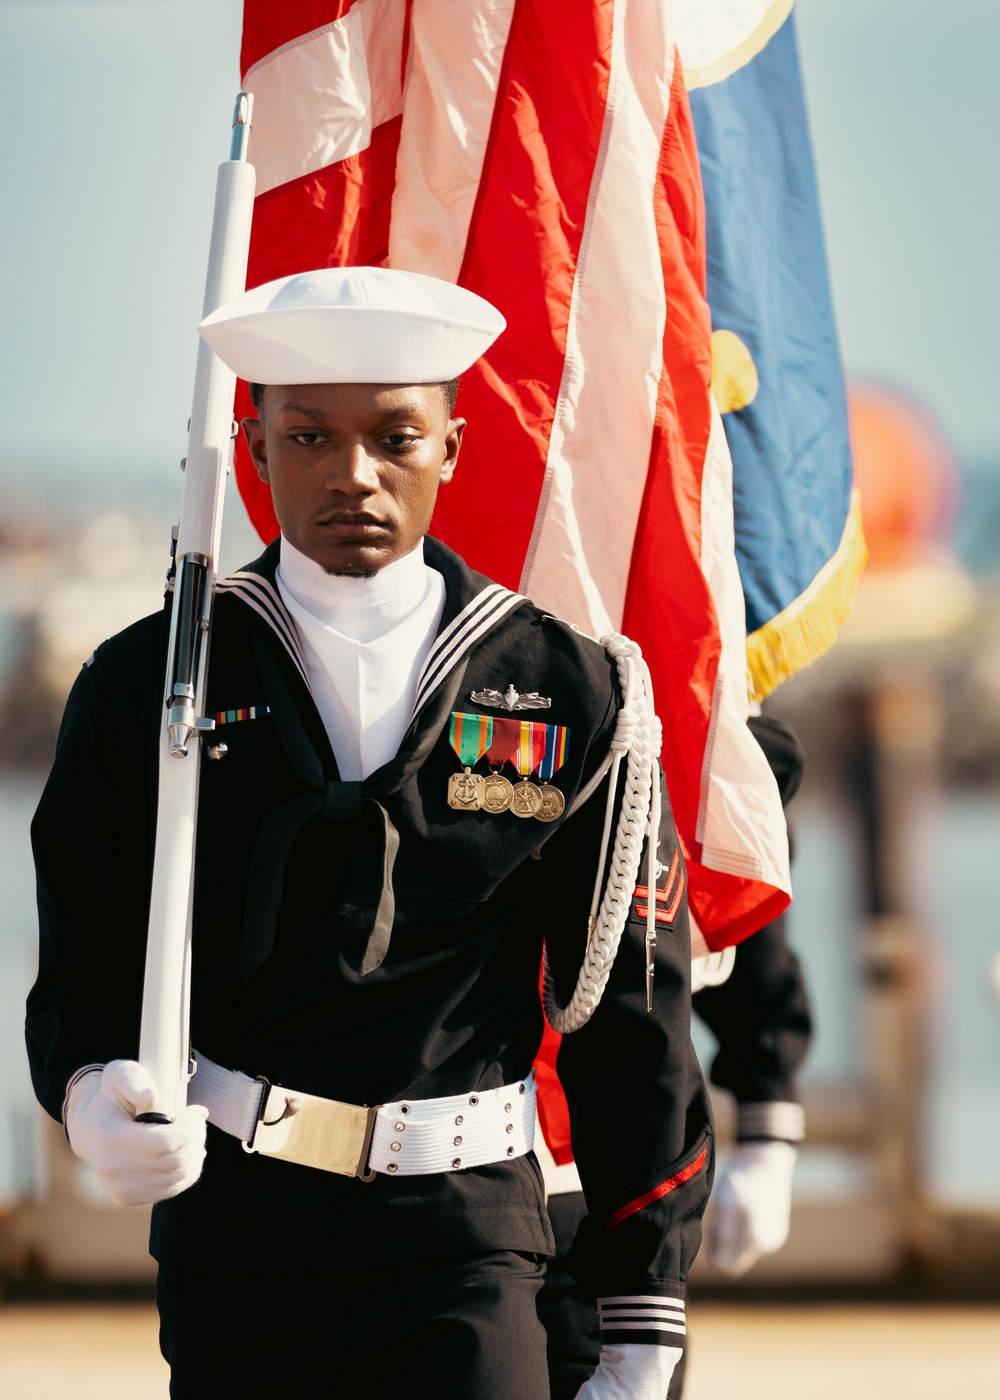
left=137, top=95, right=256, bottom=1122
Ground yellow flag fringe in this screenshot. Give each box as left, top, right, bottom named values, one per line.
left=746, top=489, right=868, bottom=703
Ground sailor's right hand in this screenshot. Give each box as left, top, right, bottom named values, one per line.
left=63, top=1060, right=208, bottom=1207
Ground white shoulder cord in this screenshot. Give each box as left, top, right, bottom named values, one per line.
left=543, top=635, right=663, bottom=1034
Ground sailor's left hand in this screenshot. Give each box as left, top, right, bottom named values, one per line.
left=574, top=1343, right=681, bottom=1399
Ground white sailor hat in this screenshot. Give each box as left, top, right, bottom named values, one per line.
left=198, top=266, right=505, bottom=385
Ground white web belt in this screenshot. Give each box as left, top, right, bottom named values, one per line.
left=188, top=1051, right=535, bottom=1179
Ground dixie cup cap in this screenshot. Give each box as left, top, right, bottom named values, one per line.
left=198, top=266, right=505, bottom=385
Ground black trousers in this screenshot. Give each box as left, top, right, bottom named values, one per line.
left=157, top=1250, right=549, bottom=1400
left=539, top=1192, right=688, bottom=1400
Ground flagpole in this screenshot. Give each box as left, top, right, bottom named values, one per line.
left=137, top=94, right=256, bottom=1122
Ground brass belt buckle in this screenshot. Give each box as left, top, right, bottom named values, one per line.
left=243, top=1078, right=380, bottom=1181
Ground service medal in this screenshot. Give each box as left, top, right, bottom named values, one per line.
left=532, top=722, right=571, bottom=823
left=448, top=767, right=486, bottom=810
left=535, top=783, right=566, bottom=823
left=509, top=778, right=544, bottom=818
left=447, top=712, right=493, bottom=812
left=482, top=772, right=514, bottom=813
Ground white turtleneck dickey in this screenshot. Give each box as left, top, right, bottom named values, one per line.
left=277, top=536, right=446, bottom=780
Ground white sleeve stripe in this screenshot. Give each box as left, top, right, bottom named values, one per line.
left=599, top=1309, right=686, bottom=1323
left=599, top=1321, right=687, bottom=1336
left=598, top=1295, right=685, bottom=1308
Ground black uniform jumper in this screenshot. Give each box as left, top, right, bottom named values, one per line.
left=27, top=536, right=712, bottom=1390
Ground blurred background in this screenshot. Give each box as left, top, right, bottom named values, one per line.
left=0, top=1, right=998, bottom=1395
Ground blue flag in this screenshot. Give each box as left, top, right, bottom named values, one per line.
left=684, top=4, right=865, bottom=699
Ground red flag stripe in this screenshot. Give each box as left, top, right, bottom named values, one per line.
left=621, top=58, right=715, bottom=915
left=516, top=3, right=676, bottom=634
left=430, top=0, right=616, bottom=590
left=241, top=2, right=359, bottom=76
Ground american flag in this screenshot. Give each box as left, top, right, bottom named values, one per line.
left=234, top=0, right=791, bottom=950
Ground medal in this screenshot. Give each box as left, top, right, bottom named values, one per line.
left=482, top=772, right=514, bottom=813
left=509, top=721, right=547, bottom=817
left=446, top=712, right=493, bottom=811
left=448, top=767, right=486, bottom=810
left=535, top=784, right=566, bottom=822
left=510, top=778, right=543, bottom=818
left=534, top=723, right=571, bottom=823
left=480, top=716, right=521, bottom=813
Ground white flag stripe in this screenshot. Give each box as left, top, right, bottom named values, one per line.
left=519, top=0, right=675, bottom=638
left=389, top=0, right=517, bottom=282
left=695, top=404, right=790, bottom=893
left=244, top=0, right=404, bottom=197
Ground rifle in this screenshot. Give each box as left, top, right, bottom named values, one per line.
left=136, top=94, right=256, bottom=1122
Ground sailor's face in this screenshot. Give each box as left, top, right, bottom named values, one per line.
left=243, top=382, right=464, bottom=575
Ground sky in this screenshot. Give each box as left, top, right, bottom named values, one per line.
left=0, top=0, right=998, bottom=511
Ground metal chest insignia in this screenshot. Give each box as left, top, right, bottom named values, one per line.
left=468, top=684, right=552, bottom=712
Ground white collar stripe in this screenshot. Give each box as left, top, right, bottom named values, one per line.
left=218, top=573, right=310, bottom=686
left=414, top=588, right=524, bottom=702
left=219, top=571, right=305, bottom=665
left=415, top=584, right=508, bottom=685
left=412, top=587, right=526, bottom=716
left=221, top=575, right=306, bottom=670
left=221, top=567, right=526, bottom=721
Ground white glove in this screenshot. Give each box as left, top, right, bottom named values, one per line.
left=574, top=1344, right=681, bottom=1399
left=64, top=1060, right=208, bottom=1207
left=710, top=1139, right=797, bottom=1276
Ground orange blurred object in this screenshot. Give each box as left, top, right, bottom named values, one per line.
left=848, top=384, right=960, bottom=570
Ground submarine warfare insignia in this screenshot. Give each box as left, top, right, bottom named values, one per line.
left=468, top=684, right=552, bottom=712
left=447, top=711, right=491, bottom=810
left=447, top=714, right=571, bottom=821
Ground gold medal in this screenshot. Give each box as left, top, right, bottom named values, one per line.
left=509, top=778, right=543, bottom=818
left=535, top=783, right=566, bottom=823
left=447, top=767, right=486, bottom=811
left=482, top=772, right=514, bottom=814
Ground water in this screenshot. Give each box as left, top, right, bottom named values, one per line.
left=0, top=776, right=46, bottom=1204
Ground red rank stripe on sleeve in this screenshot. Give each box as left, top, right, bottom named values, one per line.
left=634, top=849, right=684, bottom=924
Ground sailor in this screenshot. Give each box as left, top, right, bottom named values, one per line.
left=26, top=267, right=712, bottom=1400
left=538, top=715, right=811, bottom=1399
left=696, top=715, right=811, bottom=1280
